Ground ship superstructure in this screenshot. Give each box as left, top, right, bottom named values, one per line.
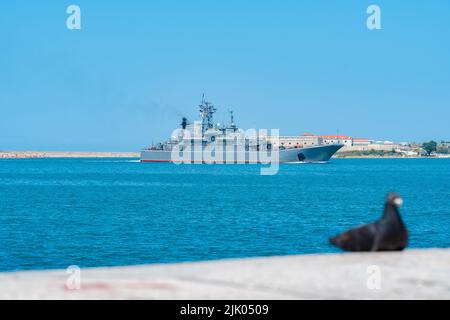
left=141, top=96, right=343, bottom=163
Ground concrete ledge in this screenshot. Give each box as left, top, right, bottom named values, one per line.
left=1, top=249, right=449, bottom=299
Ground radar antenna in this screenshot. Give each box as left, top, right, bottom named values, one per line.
left=199, top=94, right=216, bottom=136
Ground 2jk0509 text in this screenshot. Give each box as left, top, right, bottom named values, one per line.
left=180, top=304, right=269, bottom=318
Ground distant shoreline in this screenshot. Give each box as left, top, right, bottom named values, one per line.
left=335, top=154, right=450, bottom=159
left=0, top=151, right=139, bottom=159
left=1, top=151, right=449, bottom=160
left=335, top=156, right=421, bottom=159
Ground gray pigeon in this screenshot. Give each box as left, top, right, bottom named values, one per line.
left=330, top=193, right=408, bottom=252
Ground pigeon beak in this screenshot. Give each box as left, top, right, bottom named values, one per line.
left=393, top=197, right=403, bottom=208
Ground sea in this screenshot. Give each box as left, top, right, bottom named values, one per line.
left=0, top=158, right=449, bottom=272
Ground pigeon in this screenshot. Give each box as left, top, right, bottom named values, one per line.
left=330, top=193, right=408, bottom=252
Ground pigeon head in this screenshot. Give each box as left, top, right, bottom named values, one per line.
left=382, top=192, right=404, bottom=221
left=386, top=193, right=403, bottom=208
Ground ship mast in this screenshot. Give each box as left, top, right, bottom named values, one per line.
left=229, top=110, right=236, bottom=132
left=199, top=94, right=216, bottom=137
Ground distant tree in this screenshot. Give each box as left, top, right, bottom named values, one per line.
left=422, top=141, right=437, bottom=156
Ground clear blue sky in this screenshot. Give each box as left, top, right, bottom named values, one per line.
left=1, top=1, right=449, bottom=151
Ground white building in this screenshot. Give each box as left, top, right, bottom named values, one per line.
left=320, top=135, right=353, bottom=147
left=267, top=133, right=323, bottom=148
left=352, top=138, right=373, bottom=146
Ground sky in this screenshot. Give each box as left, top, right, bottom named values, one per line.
left=0, top=1, right=449, bottom=151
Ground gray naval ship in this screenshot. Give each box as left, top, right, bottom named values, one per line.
left=141, top=97, right=343, bottom=163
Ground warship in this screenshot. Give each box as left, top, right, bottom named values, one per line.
left=140, top=97, right=343, bottom=163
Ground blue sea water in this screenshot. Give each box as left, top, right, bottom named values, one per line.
left=0, top=158, right=449, bottom=272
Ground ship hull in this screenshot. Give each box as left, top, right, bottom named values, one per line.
left=140, top=144, right=343, bottom=163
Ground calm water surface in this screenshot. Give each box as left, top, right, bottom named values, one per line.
left=0, top=158, right=449, bottom=272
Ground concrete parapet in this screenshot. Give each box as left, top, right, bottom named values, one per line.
left=1, top=249, right=449, bottom=299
